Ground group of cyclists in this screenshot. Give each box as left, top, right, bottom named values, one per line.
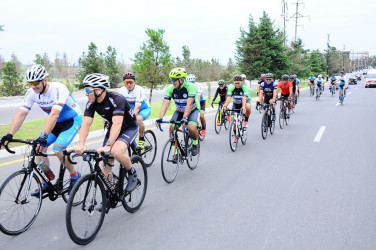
left=308, top=71, right=348, bottom=101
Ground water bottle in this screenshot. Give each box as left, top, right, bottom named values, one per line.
left=131, top=140, right=137, bottom=148
left=38, top=161, right=55, bottom=180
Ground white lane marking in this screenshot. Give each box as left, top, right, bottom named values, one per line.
left=314, top=126, right=326, bottom=142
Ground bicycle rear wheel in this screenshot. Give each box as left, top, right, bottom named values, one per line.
left=0, top=170, right=42, bottom=235
left=229, top=120, right=238, bottom=152
left=261, top=113, right=268, bottom=140
left=214, top=109, right=222, bottom=134
left=161, top=139, right=179, bottom=183
left=139, top=130, right=157, bottom=167
left=186, top=137, right=200, bottom=170
left=66, top=173, right=106, bottom=245
left=122, top=155, right=148, bottom=213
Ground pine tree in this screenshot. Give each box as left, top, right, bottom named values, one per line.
left=0, top=62, right=25, bottom=96
left=104, top=46, right=120, bottom=88
left=77, top=42, right=105, bottom=87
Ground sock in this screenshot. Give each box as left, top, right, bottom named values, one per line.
left=192, top=139, right=198, bottom=146
left=245, top=117, right=249, bottom=122
left=202, top=125, right=206, bottom=130
left=70, top=171, right=79, bottom=179
left=140, top=136, right=145, bottom=141
left=128, top=167, right=136, bottom=175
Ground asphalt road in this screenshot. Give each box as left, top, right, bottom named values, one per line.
left=1, top=80, right=375, bottom=249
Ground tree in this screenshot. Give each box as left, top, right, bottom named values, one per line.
left=0, top=25, right=4, bottom=31
left=220, top=58, right=236, bottom=82
left=287, top=38, right=310, bottom=77
left=10, top=53, right=22, bottom=72
left=0, top=62, right=25, bottom=96
left=369, top=55, right=376, bottom=68
left=77, top=42, right=105, bottom=87
left=0, top=55, right=5, bottom=75
left=33, top=53, right=53, bottom=77
left=182, top=45, right=191, bottom=70
left=104, top=46, right=120, bottom=88
left=132, top=28, right=173, bottom=103
left=307, top=49, right=326, bottom=76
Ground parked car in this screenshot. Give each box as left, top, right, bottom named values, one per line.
left=365, top=72, right=376, bottom=88
left=346, top=74, right=357, bottom=85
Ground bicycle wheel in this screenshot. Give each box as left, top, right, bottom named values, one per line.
left=66, top=173, right=106, bottom=245
left=214, top=109, right=222, bottom=134
left=229, top=120, right=238, bottom=152
left=138, top=130, right=157, bottom=167
left=62, top=154, right=93, bottom=204
left=269, top=113, right=275, bottom=134
left=223, top=112, right=230, bottom=130
left=122, top=155, right=148, bottom=213
left=240, top=120, right=248, bottom=145
left=261, top=113, right=268, bottom=140
left=186, top=137, right=200, bottom=170
left=0, top=170, right=42, bottom=235
left=279, top=109, right=284, bottom=129
left=161, top=139, right=179, bottom=183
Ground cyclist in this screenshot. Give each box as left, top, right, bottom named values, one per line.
left=74, top=73, right=139, bottom=193
left=0, top=64, right=82, bottom=196
left=187, top=74, right=206, bottom=137
left=295, top=74, right=301, bottom=97
left=118, top=72, right=151, bottom=150
left=330, top=74, right=337, bottom=94
left=259, top=73, right=278, bottom=120
left=315, top=75, right=324, bottom=95
left=241, top=74, right=251, bottom=89
left=256, top=74, right=266, bottom=109
left=156, top=68, right=200, bottom=156
left=289, top=75, right=299, bottom=104
left=223, top=75, right=251, bottom=129
left=338, top=70, right=348, bottom=100
left=277, top=74, right=293, bottom=117
left=211, top=80, right=228, bottom=126
left=308, top=74, right=316, bottom=94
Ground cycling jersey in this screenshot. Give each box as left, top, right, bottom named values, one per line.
left=195, top=82, right=206, bottom=101
left=309, top=77, right=316, bottom=83
left=260, top=81, right=277, bottom=97
left=257, top=78, right=264, bottom=85
left=213, top=86, right=227, bottom=104
left=277, top=81, right=292, bottom=95
left=21, top=82, right=81, bottom=122
left=316, top=78, right=324, bottom=85
left=227, top=84, right=250, bottom=105
left=291, top=80, right=298, bottom=93
left=164, top=81, right=199, bottom=112
left=118, top=85, right=150, bottom=110
left=330, top=77, right=336, bottom=84
left=296, top=78, right=300, bottom=84
left=84, top=91, right=137, bottom=130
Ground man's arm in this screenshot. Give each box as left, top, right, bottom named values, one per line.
left=159, top=99, right=171, bottom=118
left=107, top=116, right=123, bottom=144
left=78, top=116, right=93, bottom=147
left=8, top=109, right=28, bottom=135
left=41, top=109, right=60, bottom=135
left=134, top=103, right=141, bottom=116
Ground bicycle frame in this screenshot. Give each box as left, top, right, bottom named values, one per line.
left=158, top=121, right=190, bottom=159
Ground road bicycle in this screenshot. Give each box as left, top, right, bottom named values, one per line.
left=315, top=86, right=322, bottom=101
left=227, top=108, right=248, bottom=152
left=197, top=119, right=205, bottom=141
left=212, top=102, right=229, bottom=134
left=66, top=150, right=147, bottom=245
left=309, top=83, right=315, bottom=96
left=330, top=84, right=336, bottom=96
left=157, top=120, right=200, bottom=183
left=128, top=130, right=157, bottom=167
left=261, top=104, right=276, bottom=140
left=255, top=101, right=263, bottom=114
left=339, top=86, right=346, bottom=105
left=0, top=138, right=89, bottom=235
left=278, top=98, right=289, bottom=129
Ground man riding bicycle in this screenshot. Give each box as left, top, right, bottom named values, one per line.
left=315, top=75, right=324, bottom=95
left=277, top=74, right=293, bottom=117
left=212, top=80, right=227, bottom=126
left=0, top=64, right=82, bottom=196
left=223, top=75, right=251, bottom=128
left=75, top=73, right=139, bottom=193
left=338, top=71, right=348, bottom=101
left=309, top=74, right=316, bottom=94
left=155, top=68, right=200, bottom=156
left=259, top=73, right=278, bottom=119
left=330, top=74, right=337, bottom=93
left=187, top=74, right=207, bottom=137
left=118, top=72, right=151, bottom=150
left=289, top=75, right=300, bottom=102
left=256, top=74, right=266, bottom=108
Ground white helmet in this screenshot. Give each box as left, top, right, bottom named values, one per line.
left=186, top=74, right=196, bottom=82
left=318, top=74, right=322, bottom=78
left=25, top=64, right=48, bottom=82
left=83, top=73, right=110, bottom=89
left=240, top=74, right=246, bottom=80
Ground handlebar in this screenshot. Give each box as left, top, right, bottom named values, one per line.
left=156, top=120, right=188, bottom=133
left=0, top=138, right=48, bottom=157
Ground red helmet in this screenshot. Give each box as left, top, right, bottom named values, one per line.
left=233, top=75, right=242, bottom=81
left=123, top=72, right=136, bottom=81
left=261, top=74, right=266, bottom=80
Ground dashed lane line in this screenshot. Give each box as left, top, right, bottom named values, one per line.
left=314, top=126, right=326, bottom=142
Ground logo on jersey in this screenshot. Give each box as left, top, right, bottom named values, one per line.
left=174, top=94, right=178, bottom=98
left=109, top=97, right=117, bottom=107
left=183, top=94, right=187, bottom=98
left=86, top=102, right=92, bottom=109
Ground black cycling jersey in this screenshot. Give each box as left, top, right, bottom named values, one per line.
left=84, top=91, right=137, bottom=130
left=291, top=80, right=297, bottom=92
left=258, top=78, right=264, bottom=85
left=212, top=86, right=227, bottom=103
left=260, top=81, right=277, bottom=97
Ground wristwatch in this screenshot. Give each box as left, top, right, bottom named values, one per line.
left=105, top=141, right=113, bottom=148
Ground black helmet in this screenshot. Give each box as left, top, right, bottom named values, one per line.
left=265, top=73, right=273, bottom=79
left=123, top=72, right=136, bottom=81
left=281, top=74, right=289, bottom=80
left=233, top=75, right=242, bottom=81
left=289, top=75, right=295, bottom=79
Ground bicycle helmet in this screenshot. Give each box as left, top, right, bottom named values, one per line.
left=310, top=74, right=314, bottom=77
left=218, top=79, right=226, bottom=86
left=83, top=73, right=110, bottom=89
left=186, top=74, right=196, bottom=82
left=332, top=73, right=335, bottom=76
left=123, top=72, right=135, bottom=80
left=289, top=75, right=295, bottom=79
left=233, top=75, right=242, bottom=81
left=261, top=74, right=266, bottom=80
left=318, top=74, right=322, bottom=78
left=339, top=70, right=345, bottom=74
left=25, top=64, right=48, bottom=82
left=281, top=74, right=289, bottom=80
left=293, top=74, right=297, bottom=78
left=169, top=67, right=187, bottom=79
left=265, top=73, right=274, bottom=79
left=240, top=74, right=246, bottom=80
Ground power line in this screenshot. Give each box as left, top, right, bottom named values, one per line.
left=290, top=0, right=308, bottom=46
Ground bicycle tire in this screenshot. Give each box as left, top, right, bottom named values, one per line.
left=139, top=130, right=157, bottom=167
left=214, top=109, right=222, bottom=134
left=261, top=113, right=268, bottom=140
left=269, top=113, right=275, bottom=134
left=279, top=109, right=284, bottom=129
left=229, top=119, right=238, bottom=152
left=122, top=155, right=148, bottom=213
left=223, top=113, right=230, bottom=130
left=66, top=173, right=106, bottom=245
left=161, top=139, right=179, bottom=183
left=197, top=121, right=205, bottom=142
left=240, top=119, right=248, bottom=145
left=0, top=170, right=42, bottom=235
left=186, top=137, right=200, bottom=170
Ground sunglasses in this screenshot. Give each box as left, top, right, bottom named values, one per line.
left=124, top=81, right=134, bottom=85
left=170, top=78, right=179, bottom=83
left=29, top=80, right=42, bottom=86
left=85, top=88, right=94, bottom=94
left=266, top=78, right=272, bottom=81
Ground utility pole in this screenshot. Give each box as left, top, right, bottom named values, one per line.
left=326, top=34, right=330, bottom=78
left=290, top=0, right=308, bottom=46
left=281, top=0, right=288, bottom=46
left=342, top=45, right=345, bottom=71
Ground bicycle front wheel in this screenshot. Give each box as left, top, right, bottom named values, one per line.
left=0, top=170, right=42, bottom=235
left=123, top=155, right=148, bottom=213
left=161, top=139, right=179, bottom=183
left=240, top=122, right=248, bottom=145
left=261, top=113, right=268, bottom=140
left=214, top=109, right=222, bottom=134
left=270, top=113, right=275, bottom=134
left=66, top=173, right=106, bottom=245
left=186, top=137, right=200, bottom=170
left=229, top=120, right=238, bottom=152
left=140, top=130, right=157, bottom=167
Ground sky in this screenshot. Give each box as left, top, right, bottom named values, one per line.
left=0, top=0, right=375, bottom=66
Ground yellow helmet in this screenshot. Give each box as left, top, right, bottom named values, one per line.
left=169, top=67, right=187, bottom=79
